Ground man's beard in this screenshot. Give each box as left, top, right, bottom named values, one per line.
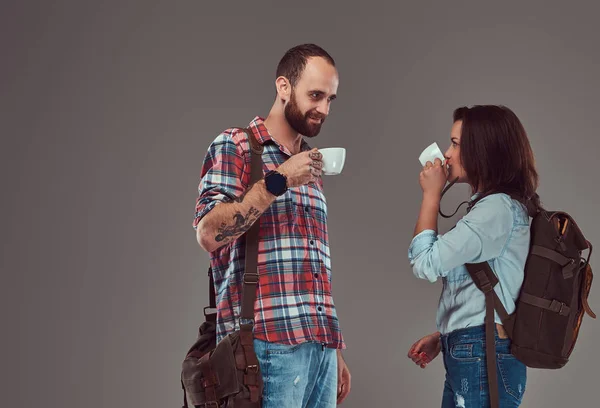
left=284, top=92, right=326, bottom=137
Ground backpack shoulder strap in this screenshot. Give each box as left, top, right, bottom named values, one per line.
left=465, top=262, right=512, bottom=327
left=204, top=126, right=264, bottom=327
left=238, top=127, right=264, bottom=325
left=189, top=127, right=263, bottom=408
left=464, top=261, right=511, bottom=408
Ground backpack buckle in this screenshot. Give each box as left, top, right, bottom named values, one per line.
left=243, top=272, right=259, bottom=284
left=245, top=364, right=259, bottom=374
left=480, top=282, right=494, bottom=293
left=562, top=258, right=577, bottom=279
left=550, top=299, right=570, bottom=316
left=474, top=270, right=495, bottom=293
left=203, top=306, right=217, bottom=317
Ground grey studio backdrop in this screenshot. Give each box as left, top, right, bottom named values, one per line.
left=2, top=1, right=599, bottom=407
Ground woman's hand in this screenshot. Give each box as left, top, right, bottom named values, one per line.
left=419, top=158, right=448, bottom=197
left=408, top=332, right=442, bottom=368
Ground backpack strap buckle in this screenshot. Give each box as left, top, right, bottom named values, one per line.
left=521, top=292, right=571, bottom=316
left=562, top=258, right=577, bottom=279
left=550, top=300, right=570, bottom=316
left=474, top=269, right=497, bottom=293
left=243, top=272, right=259, bottom=284
left=245, top=364, right=259, bottom=374
left=531, top=245, right=578, bottom=279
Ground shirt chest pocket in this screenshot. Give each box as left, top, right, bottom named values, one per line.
left=266, top=186, right=328, bottom=241
left=294, top=185, right=327, bottom=239
left=268, top=194, right=295, bottom=234
left=267, top=191, right=316, bottom=237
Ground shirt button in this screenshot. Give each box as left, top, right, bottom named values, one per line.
left=305, top=206, right=310, bottom=212
left=317, top=306, right=323, bottom=312
left=309, top=240, right=315, bottom=245
left=314, top=273, right=319, bottom=278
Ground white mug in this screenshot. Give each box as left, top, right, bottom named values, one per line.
left=418, top=142, right=445, bottom=166
left=319, top=147, right=346, bottom=175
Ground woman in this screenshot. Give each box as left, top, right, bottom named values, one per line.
left=407, top=105, right=541, bottom=407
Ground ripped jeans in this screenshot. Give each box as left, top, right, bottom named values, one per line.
left=440, top=325, right=527, bottom=407
left=253, top=338, right=338, bottom=408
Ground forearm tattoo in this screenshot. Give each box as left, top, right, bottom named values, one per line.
left=215, top=207, right=261, bottom=243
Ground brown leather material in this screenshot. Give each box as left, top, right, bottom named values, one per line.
left=530, top=245, right=571, bottom=265
left=204, top=270, right=217, bottom=325
left=530, top=245, right=578, bottom=278
left=241, top=271, right=259, bottom=322
left=520, top=292, right=571, bottom=316
left=199, top=353, right=218, bottom=403
left=485, top=285, right=500, bottom=408
left=465, top=263, right=501, bottom=408
left=582, top=263, right=596, bottom=318
left=465, top=209, right=595, bottom=408
left=181, top=127, right=265, bottom=407
left=240, top=130, right=264, bottom=321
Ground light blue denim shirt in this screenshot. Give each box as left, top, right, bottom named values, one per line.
left=408, top=193, right=531, bottom=335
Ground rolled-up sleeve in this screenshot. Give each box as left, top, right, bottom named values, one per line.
left=407, top=194, right=514, bottom=283
left=408, top=229, right=442, bottom=282
left=193, top=133, right=246, bottom=229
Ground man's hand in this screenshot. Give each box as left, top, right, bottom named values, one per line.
left=337, top=350, right=351, bottom=404
left=277, top=148, right=323, bottom=187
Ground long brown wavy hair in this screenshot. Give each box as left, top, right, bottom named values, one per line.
left=454, top=105, right=543, bottom=216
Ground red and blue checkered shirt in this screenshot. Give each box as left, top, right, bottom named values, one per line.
left=193, top=117, right=345, bottom=349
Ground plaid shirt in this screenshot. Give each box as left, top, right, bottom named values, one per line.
left=193, top=117, right=345, bottom=349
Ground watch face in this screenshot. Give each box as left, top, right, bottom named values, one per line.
left=267, top=171, right=287, bottom=196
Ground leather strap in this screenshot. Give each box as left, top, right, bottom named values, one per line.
left=240, top=127, right=264, bottom=321
left=204, top=127, right=264, bottom=322
left=208, top=268, right=216, bottom=309
left=530, top=245, right=577, bottom=279
left=581, top=263, right=596, bottom=319
left=465, top=263, right=511, bottom=325
left=465, top=262, right=506, bottom=408
left=237, top=128, right=264, bottom=403
left=199, top=352, right=219, bottom=403
left=180, top=352, right=221, bottom=408
left=520, top=292, right=571, bottom=316
left=239, top=328, right=261, bottom=402
left=192, top=127, right=264, bottom=407
left=484, top=285, right=499, bottom=408
left=203, top=268, right=217, bottom=324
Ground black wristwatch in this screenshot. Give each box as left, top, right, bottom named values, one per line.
left=264, top=170, right=288, bottom=197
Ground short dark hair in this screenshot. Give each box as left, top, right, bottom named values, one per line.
left=276, top=43, right=335, bottom=87
left=453, top=105, right=542, bottom=215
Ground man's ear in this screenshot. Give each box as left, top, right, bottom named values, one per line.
left=275, top=76, right=291, bottom=102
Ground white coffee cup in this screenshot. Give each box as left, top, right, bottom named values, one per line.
left=418, top=142, right=445, bottom=166
left=319, top=147, right=346, bottom=175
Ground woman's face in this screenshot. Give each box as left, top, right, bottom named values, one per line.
left=444, top=120, right=468, bottom=184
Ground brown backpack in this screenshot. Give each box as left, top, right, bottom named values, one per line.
left=180, top=128, right=264, bottom=407
left=465, top=209, right=595, bottom=408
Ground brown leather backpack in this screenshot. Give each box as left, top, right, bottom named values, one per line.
left=180, top=128, right=264, bottom=407
left=465, top=209, right=595, bottom=408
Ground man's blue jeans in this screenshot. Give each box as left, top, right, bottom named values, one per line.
left=253, top=338, right=338, bottom=408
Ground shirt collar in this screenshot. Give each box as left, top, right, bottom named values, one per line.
left=248, top=116, right=311, bottom=154
left=248, top=116, right=272, bottom=145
